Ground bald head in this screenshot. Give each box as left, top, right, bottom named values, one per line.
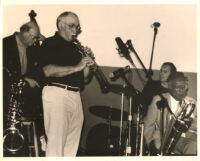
left=20, top=21, right=40, bottom=33
left=19, top=21, right=40, bottom=47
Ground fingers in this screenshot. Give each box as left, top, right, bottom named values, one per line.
left=82, top=57, right=95, bottom=66
left=33, top=80, right=40, bottom=88
left=24, top=77, right=40, bottom=88
left=77, top=56, right=95, bottom=71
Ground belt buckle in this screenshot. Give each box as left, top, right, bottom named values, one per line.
left=64, top=85, right=68, bottom=90
left=67, top=85, right=79, bottom=92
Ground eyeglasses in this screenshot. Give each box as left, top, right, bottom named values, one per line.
left=61, top=21, right=82, bottom=33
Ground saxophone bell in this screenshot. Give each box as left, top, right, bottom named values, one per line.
left=3, top=77, right=26, bottom=154
left=3, top=127, right=24, bottom=153
left=161, top=99, right=195, bottom=155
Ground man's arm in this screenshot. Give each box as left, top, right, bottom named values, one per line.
left=83, top=66, right=93, bottom=83
left=43, top=57, right=94, bottom=77
left=144, top=96, right=161, bottom=147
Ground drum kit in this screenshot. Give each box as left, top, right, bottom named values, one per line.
left=86, top=84, right=145, bottom=156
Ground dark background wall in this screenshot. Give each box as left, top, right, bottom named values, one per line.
left=79, top=66, right=197, bottom=150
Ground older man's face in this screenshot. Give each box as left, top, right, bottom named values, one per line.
left=59, top=14, right=81, bottom=42
left=170, top=79, right=188, bottom=101
left=22, top=22, right=40, bottom=47
left=26, top=28, right=40, bottom=46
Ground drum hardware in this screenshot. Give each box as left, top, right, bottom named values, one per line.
left=109, top=83, right=141, bottom=97
left=139, top=120, right=144, bottom=156
left=135, top=104, right=145, bottom=156
left=124, top=96, right=132, bottom=156
left=118, top=90, right=125, bottom=155
left=107, top=107, right=112, bottom=149
left=89, top=106, right=128, bottom=121
left=116, top=70, right=141, bottom=156
left=86, top=123, right=120, bottom=156
left=135, top=104, right=140, bottom=155
left=109, top=65, right=143, bottom=156
left=89, top=104, right=129, bottom=156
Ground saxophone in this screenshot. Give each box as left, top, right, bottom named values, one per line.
left=161, top=99, right=195, bottom=155
left=3, top=68, right=27, bottom=153
left=73, top=39, right=110, bottom=93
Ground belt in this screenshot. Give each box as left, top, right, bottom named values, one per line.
left=48, top=83, right=80, bottom=92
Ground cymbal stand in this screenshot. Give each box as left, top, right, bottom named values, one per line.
left=135, top=104, right=140, bottom=155
left=136, top=104, right=145, bottom=156
left=119, top=74, right=138, bottom=156
left=118, top=87, right=125, bottom=155
left=107, top=107, right=114, bottom=151
left=139, top=116, right=144, bottom=156
left=125, top=96, right=132, bottom=156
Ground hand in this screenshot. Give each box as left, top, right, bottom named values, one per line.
left=82, top=46, right=95, bottom=67
left=76, top=57, right=94, bottom=71
left=24, top=77, right=40, bottom=88
left=85, top=56, right=95, bottom=67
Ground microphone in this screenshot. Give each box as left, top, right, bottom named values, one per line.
left=109, top=65, right=131, bottom=81
left=151, top=22, right=160, bottom=28
left=115, top=37, right=134, bottom=64
left=115, top=37, right=129, bottom=57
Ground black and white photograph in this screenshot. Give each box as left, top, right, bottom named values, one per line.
left=0, top=0, right=199, bottom=160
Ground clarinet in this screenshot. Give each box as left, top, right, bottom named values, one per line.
left=73, top=39, right=110, bottom=93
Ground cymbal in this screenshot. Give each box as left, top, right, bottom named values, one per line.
left=89, top=106, right=128, bottom=121
left=109, top=84, right=125, bottom=94
left=109, top=84, right=141, bottom=96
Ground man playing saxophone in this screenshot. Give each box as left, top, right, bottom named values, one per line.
left=39, top=11, right=94, bottom=156
left=144, top=72, right=197, bottom=155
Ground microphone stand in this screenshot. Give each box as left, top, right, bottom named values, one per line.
left=119, top=73, right=139, bottom=156
left=118, top=86, right=125, bottom=156
left=125, top=96, right=132, bottom=156
left=123, top=41, right=153, bottom=156
left=149, top=27, right=159, bottom=78
left=126, top=40, right=152, bottom=82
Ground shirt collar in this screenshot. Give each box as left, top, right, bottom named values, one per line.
left=54, top=31, right=72, bottom=45
left=15, top=32, right=27, bottom=49
left=170, top=95, right=179, bottom=114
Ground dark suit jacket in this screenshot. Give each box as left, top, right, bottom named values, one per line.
left=3, top=33, right=42, bottom=81
left=141, top=80, right=168, bottom=116
left=3, top=33, right=43, bottom=115
left=144, top=93, right=197, bottom=149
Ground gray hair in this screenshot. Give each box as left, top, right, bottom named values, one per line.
left=56, top=11, right=78, bottom=30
